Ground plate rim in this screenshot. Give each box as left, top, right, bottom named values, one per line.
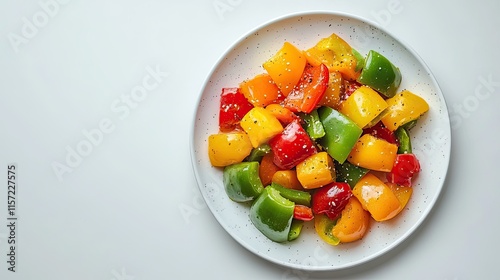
left=190, top=10, right=452, bottom=271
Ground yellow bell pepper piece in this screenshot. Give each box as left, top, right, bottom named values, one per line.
left=381, top=90, right=429, bottom=131
left=240, top=107, right=283, bottom=148
left=347, top=134, right=398, bottom=172
left=296, top=152, right=336, bottom=189
left=318, top=71, right=343, bottom=109
left=263, top=42, right=306, bottom=96
left=352, top=173, right=402, bottom=222
left=386, top=182, right=413, bottom=216
left=339, top=85, right=388, bottom=128
left=208, top=132, right=253, bottom=167
left=305, top=33, right=361, bottom=81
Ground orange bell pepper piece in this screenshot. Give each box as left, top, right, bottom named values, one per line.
left=271, top=170, right=304, bottom=191
left=331, top=196, right=370, bottom=243
left=352, top=173, right=402, bottom=221
left=239, top=73, right=283, bottom=107
left=263, top=42, right=307, bottom=96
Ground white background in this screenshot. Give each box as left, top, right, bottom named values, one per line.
left=0, top=0, right=499, bottom=279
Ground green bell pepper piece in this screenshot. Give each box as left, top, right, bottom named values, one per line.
left=395, top=127, right=412, bottom=154
left=288, top=220, right=304, bottom=241
left=401, top=119, right=418, bottom=131
left=269, top=182, right=311, bottom=207
left=246, top=144, right=271, bottom=162
left=352, top=48, right=365, bottom=72
left=334, top=161, right=369, bottom=189
left=299, top=109, right=325, bottom=140
left=223, top=162, right=264, bottom=202
left=357, top=50, right=401, bottom=98
left=250, top=187, right=295, bottom=243
left=317, top=106, right=362, bottom=163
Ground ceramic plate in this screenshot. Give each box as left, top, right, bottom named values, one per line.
left=190, top=11, right=451, bottom=271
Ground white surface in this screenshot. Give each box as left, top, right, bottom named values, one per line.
left=0, top=0, right=498, bottom=279
left=191, top=11, right=451, bottom=271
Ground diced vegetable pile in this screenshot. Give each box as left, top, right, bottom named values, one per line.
left=207, top=33, right=429, bottom=245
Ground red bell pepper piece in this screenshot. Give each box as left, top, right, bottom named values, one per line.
left=342, top=80, right=362, bottom=101
left=269, top=119, right=317, bottom=170
left=363, top=121, right=397, bottom=145
left=293, top=205, right=314, bottom=221
left=312, top=182, right=352, bottom=220
left=219, top=88, right=254, bottom=132
left=284, top=63, right=329, bottom=113
left=386, top=153, right=421, bottom=187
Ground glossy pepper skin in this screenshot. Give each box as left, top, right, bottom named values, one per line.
left=240, top=107, right=283, bottom=148
left=223, top=162, right=264, bottom=202
left=334, top=161, right=369, bottom=189
left=218, top=88, right=254, bottom=132
left=305, top=33, right=364, bottom=81
left=284, top=63, right=329, bottom=114
left=250, top=186, right=295, bottom=243
left=263, top=42, right=307, bottom=96
left=317, top=106, right=362, bottom=164
left=269, top=182, right=311, bottom=207
left=381, top=90, right=429, bottom=131
left=312, top=182, right=352, bottom=220
left=357, top=50, right=402, bottom=98
left=339, top=85, right=389, bottom=128
left=348, top=134, right=398, bottom=172
left=352, top=173, right=402, bottom=221
left=239, top=73, right=283, bottom=107
left=269, top=119, right=317, bottom=170
left=296, top=152, right=336, bottom=190
left=208, top=132, right=253, bottom=167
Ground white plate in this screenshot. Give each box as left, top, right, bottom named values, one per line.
left=190, top=11, right=451, bottom=271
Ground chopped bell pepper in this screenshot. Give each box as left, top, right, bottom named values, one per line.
left=311, top=182, right=352, bottom=220
left=269, top=119, right=317, bottom=170
left=331, top=196, right=370, bottom=243
left=357, top=50, right=402, bottom=98
left=395, top=126, right=412, bottom=154
left=381, top=90, right=429, bottom=131
left=317, top=106, right=362, bottom=164
left=296, top=152, right=336, bottom=190
left=334, top=160, right=369, bottom=189
left=259, top=152, right=280, bottom=186
left=250, top=186, right=295, bottom=242
left=318, top=70, right=343, bottom=109
left=363, top=121, right=397, bottom=144
left=339, top=85, right=388, bottom=128
left=270, top=182, right=311, bottom=207
left=386, top=182, right=413, bottom=212
left=386, top=153, right=420, bottom=187
left=246, top=144, right=271, bottom=162
left=223, top=161, right=264, bottom=202
left=218, top=88, right=254, bottom=132
left=271, top=170, right=303, bottom=191
left=352, top=173, right=402, bottom=222
left=305, top=33, right=363, bottom=81
left=288, top=220, right=304, bottom=241
left=240, top=107, right=283, bottom=148
left=314, top=214, right=340, bottom=246
left=239, top=73, right=283, bottom=107
left=283, top=63, right=329, bottom=113
left=263, top=42, right=307, bottom=96
left=208, top=132, right=253, bottom=167
left=347, top=134, right=398, bottom=172
left=293, top=205, right=314, bottom=221
left=299, top=109, right=325, bottom=140
left=265, top=104, right=299, bottom=125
